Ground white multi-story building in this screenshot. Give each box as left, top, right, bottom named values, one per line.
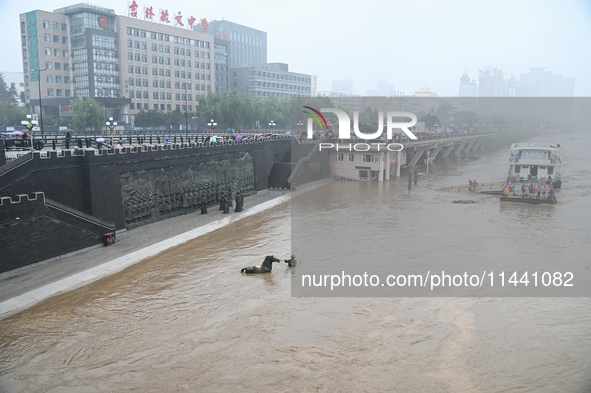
left=459, top=71, right=477, bottom=97
left=478, top=66, right=507, bottom=97
left=20, top=3, right=215, bottom=122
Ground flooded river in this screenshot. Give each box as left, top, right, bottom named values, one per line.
left=1, top=133, right=590, bottom=392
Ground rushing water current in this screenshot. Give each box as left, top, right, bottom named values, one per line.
left=1, top=133, right=590, bottom=392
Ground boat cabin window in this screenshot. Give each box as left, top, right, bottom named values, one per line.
left=521, top=151, right=548, bottom=160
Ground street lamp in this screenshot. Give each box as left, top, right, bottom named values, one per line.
left=269, top=120, right=276, bottom=132
left=106, top=117, right=117, bottom=147
left=21, top=114, right=38, bottom=150
left=208, top=119, right=217, bottom=136
left=297, top=120, right=303, bottom=134
left=34, top=68, right=47, bottom=138
left=184, top=83, right=188, bottom=140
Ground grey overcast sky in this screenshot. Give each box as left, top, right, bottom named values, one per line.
left=1, top=0, right=589, bottom=96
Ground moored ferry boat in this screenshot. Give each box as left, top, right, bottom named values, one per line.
left=507, top=143, right=562, bottom=188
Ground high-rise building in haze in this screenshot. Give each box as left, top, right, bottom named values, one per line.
left=332, top=79, right=353, bottom=95
left=367, top=80, right=400, bottom=96
left=516, top=67, right=575, bottom=97
left=199, top=20, right=266, bottom=69
left=478, top=66, right=507, bottom=97
left=459, top=71, right=477, bottom=97
left=20, top=3, right=215, bottom=122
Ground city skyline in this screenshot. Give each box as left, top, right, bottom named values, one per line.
left=1, top=0, right=589, bottom=96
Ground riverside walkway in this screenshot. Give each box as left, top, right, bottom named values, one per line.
left=0, top=179, right=328, bottom=320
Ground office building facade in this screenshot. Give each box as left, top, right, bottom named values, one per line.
left=231, top=63, right=312, bottom=98
left=20, top=3, right=214, bottom=123
left=200, top=20, right=266, bottom=69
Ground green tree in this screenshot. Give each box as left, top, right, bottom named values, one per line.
left=134, top=109, right=166, bottom=127
left=451, top=110, right=480, bottom=128
left=0, top=72, right=27, bottom=126
left=72, top=97, right=104, bottom=131
left=419, top=114, right=441, bottom=129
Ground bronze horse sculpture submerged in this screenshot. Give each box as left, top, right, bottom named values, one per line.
left=240, top=255, right=281, bottom=274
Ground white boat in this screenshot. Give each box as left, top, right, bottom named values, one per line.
left=508, top=143, right=562, bottom=188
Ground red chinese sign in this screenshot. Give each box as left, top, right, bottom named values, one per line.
left=187, top=16, right=196, bottom=29
left=160, top=9, right=170, bottom=23
left=129, top=0, right=139, bottom=17
left=127, top=3, right=207, bottom=29
left=200, top=18, right=209, bottom=33
left=174, top=11, right=184, bottom=27
left=144, top=6, right=155, bottom=20
left=216, top=32, right=228, bottom=39
left=97, top=16, right=107, bottom=28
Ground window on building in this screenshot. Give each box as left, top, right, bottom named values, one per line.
left=47, top=88, right=54, bottom=96
left=128, top=52, right=133, bottom=61
left=144, top=103, right=149, bottom=110
left=56, top=89, right=62, bottom=96
left=134, top=53, right=140, bottom=61
left=53, top=35, right=59, bottom=43
left=152, top=68, right=158, bottom=76
left=362, top=154, right=375, bottom=163
left=166, top=81, right=171, bottom=88
left=153, top=92, right=158, bottom=99
left=143, top=79, right=148, bottom=87
left=337, top=153, right=344, bottom=162
left=42, top=20, right=50, bottom=28
left=56, top=76, right=62, bottom=83
left=65, top=89, right=71, bottom=96
left=159, top=69, right=164, bottom=77
left=62, top=36, right=68, bottom=44
left=151, top=32, right=156, bottom=39
left=141, top=42, right=147, bottom=51
left=130, top=103, right=135, bottom=109
left=175, top=82, right=180, bottom=89
left=165, top=58, right=170, bottom=65
left=174, top=59, right=179, bottom=66
left=143, top=92, right=148, bottom=99
left=64, top=64, right=70, bottom=71
left=135, top=66, right=141, bottom=74
left=44, top=34, right=51, bottom=42
left=62, top=23, right=67, bottom=31
left=46, top=75, right=53, bottom=83
left=165, top=46, right=170, bottom=54
left=46, top=61, right=53, bottom=69
left=348, top=153, right=355, bottom=162
left=65, top=76, right=70, bottom=84
left=63, top=50, right=69, bottom=58
left=166, top=70, right=170, bottom=77
left=54, top=49, right=60, bottom=56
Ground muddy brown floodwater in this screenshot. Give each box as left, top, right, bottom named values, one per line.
left=1, top=133, right=591, bottom=392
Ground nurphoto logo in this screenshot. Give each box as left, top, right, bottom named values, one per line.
left=302, top=106, right=418, bottom=151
